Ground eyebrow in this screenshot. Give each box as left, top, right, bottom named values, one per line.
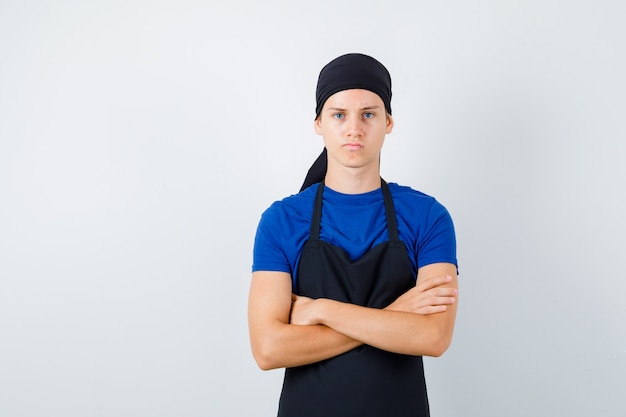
left=326, top=105, right=382, bottom=112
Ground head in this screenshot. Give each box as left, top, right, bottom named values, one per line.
left=300, top=53, right=393, bottom=191
left=315, top=88, right=393, bottom=175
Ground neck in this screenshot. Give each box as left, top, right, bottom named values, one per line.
left=324, top=164, right=381, bottom=194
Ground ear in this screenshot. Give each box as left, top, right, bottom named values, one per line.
left=385, top=114, right=394, bottom=134
left=314, top=117, right=323, bottom=135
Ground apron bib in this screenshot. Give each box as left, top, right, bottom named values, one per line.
left=278, top=179, right=430, bottom=417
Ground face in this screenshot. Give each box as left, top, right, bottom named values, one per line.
left=314, top=89, right=393, bottom=173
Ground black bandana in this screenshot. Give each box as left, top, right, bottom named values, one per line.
left=315, top=53, right=392, bottom=119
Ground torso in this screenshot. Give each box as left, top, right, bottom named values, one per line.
left=277, top=179, right=430, bottom=417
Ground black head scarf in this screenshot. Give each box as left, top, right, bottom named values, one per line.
left=300, top=53, right=392, bottom=192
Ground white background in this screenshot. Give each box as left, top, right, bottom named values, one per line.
left=1, top=1, right=625, bottom=416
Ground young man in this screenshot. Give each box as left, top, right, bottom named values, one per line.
left=248, top=53, right=458, bottom=417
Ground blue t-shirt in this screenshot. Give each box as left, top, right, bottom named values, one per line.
left=252, top=182, right=457, bottom=285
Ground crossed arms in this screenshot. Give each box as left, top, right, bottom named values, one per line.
left=248, top=262, right=458, bottom=370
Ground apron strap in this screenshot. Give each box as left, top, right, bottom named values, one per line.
left=310, top=180, right=325, bottom=239
left=310, top=178, right=401, bottom=242
left=381, top=178, right=400, bottom=241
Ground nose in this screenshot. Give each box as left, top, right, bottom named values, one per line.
left=345, top=117, right=364, bottom=137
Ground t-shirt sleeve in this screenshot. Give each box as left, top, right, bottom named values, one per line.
left=252, top=205, right=292, bottom=274
left=416, top=200, right=458, bottom=271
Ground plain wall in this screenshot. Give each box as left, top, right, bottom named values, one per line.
left=1, top=1, right=625, bottom=416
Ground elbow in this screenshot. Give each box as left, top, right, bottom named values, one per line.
left=414, top=328, right=454, bottom=358
left=251, top=338, right=282, bottom=371
left=255, top=358, right=276, bottom=372
left=423, top=315, right=456, bottom=357
left=253, top=354, right=278, bottom=371
left=425, top=339, right=451, bottom=358
left=428, top=327, right=453, bottom=357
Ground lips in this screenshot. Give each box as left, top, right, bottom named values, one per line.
left=344, top=142, right=363, bottom=149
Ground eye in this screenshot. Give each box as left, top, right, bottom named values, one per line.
left=332, top=113, right=345, bottom=120
left=363, top=112, right=374, bottom=119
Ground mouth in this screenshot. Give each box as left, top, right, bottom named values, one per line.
left=343, top=142, right=363, bottom=150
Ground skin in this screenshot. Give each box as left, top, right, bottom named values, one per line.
left=314, top=89, right=392, bottom=194
left=248, top=89, right=459, bottom=370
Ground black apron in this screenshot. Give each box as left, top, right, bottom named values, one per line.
left=278, top=179, right=429, bottom=417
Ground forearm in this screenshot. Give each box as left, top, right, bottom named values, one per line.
left=316, top=300, right=454, bottom=357
left=290, top=266, right=458, bottom=357
left=248, top=266, right=458, bottom=369
left=251, top=321, right=361, bottom=370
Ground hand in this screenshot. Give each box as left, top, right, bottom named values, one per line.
left=290, top=294, right=324, bottom=326
left=386, top=275, right=457, bottom=315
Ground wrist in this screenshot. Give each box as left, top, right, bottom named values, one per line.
left=315, top=298, right=334, bottom=326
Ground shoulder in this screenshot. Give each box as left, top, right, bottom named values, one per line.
left=253, top=185, right=318, bottom=273
left=258, top=184, right=318, bottom=229
left=388, top=182, right=447, bottom=212
left=387, top=182, right=454, bottom=233
left=388, top=182, right=434, bottom=200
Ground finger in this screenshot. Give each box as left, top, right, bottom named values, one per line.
left=425, top=295, right=456, bottom=306
left=429, top=287, right=458, bottom=297
left=416, top=275, right=452, bottom=292
left=417, top=305, right=448, bottom=314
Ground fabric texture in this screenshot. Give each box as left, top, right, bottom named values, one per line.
left=252, top=182, right=457, bottom=285
left=315, top=53, right=392, bottom=118
left=299, top=148, right=327, bottom=192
